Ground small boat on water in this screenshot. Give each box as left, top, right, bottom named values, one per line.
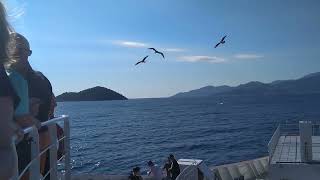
left=12, top=116, right=320, bottom=180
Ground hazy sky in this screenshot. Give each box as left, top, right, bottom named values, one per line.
left=5, top=0, right=320, bottom=98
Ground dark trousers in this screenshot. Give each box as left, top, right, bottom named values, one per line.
left=16, top=135, right=32, bottom=174
left=43, top=151, right=50, bottom=180
left=172, top=173, right=179, bottom=180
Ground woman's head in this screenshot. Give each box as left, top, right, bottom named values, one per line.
left=0, top=1, right=10, bottom=64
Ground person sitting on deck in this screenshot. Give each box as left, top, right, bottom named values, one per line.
left=129, top=167, right=143, bottom=180
left=147, top=160, right=163, bottom=180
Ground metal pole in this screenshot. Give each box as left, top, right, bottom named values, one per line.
left=29, top=126, right=40, bottom=180
left=64, top=117, right=71, bottom=180
left=299, top=121, right=313, bottom=162
left=49, top=123, right=58, bottom=179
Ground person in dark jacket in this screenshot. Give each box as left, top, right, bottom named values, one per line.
left=168, top=154, right=180, bottom=180
left=128, top=167, right=143, bottom=180
left=163, top=157, right=172, bottom=179
left=8, top=32, right=54, bottom=179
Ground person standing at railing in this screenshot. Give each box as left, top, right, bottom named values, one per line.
left=7, top=32, right=42, bottom=180
left=168, top=154, right=180, bottom=180
left=0, top=2, right=23, bottom=179
left=8, top=32, right=56, bottom=180
left=27, top=53, right=56, bottom=180
left=162, top=157, right=172, bottom=180
left=129, top=167, right=143, bottom=180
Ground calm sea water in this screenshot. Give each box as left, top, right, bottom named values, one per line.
left=55, top=95, right=320, bottom=175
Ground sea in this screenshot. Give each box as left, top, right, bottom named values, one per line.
left=55, top=94, right=320, bottom=175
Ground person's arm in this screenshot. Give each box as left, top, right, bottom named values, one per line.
left=0, top=96, right=22, bottom=179
left=0, top=97, right=15, bottom=147
left=169, top=162, right=173, bottom=171
left=48, top=94, right=56, bottom=119
left=29, top=98, right=42, bottom=129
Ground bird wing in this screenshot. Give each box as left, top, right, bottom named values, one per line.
left=214, top=42, right=220, bottom=48
left=148, top=48, right=156, bottom=52
left=143, top=55, right=149, bottom=61
left=135, top=56, right=148, bottom=65
left=159, top=52, right=165, bottom=59
left=135, top=61, right=141, bottom=65
left=221, top=35, right=227, bottom=42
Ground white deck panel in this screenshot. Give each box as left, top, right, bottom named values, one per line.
left=271, top=136, right=320, bottom=164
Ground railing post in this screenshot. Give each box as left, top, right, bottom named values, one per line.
left=29, top=126, right=40, bottom=180
left=300, top=121, right=313, bottom=162
left=64, top=117, right=71, bottom=180
left=49, top=123, right=58, bottom=179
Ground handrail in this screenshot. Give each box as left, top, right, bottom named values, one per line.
left=41, top=115, right=68, bottom=127
left=13, top=115, right=69, bottom=141
left=176, top=160, right=200, bottom=180
left=12, top=115, right=71, bottom=180
left=268, top=125, right=281, bottom=160
left=176, top=165, right=197, bottom=180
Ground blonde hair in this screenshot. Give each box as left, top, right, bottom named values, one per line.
left=0, top=1, right=13, bottom=64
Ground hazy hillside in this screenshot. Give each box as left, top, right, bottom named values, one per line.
left=172, top=72, right=320, bottom=98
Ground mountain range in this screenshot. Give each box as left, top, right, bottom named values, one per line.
left=172, top=72, right=320, bottom=98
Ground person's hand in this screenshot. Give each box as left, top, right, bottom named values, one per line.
left=12, top=122, right=25, bottom=143
left=15, top=115, right=34, bottom=128
left=15, top=128, right=24, bottom=142
left=32, top=118, right=42, bottom=129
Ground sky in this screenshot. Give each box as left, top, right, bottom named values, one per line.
left=4, top=0, right=320, bottom=98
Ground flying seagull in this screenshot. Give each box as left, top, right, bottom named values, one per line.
left=148, top=48, right=165, bottom=59
left=214, top=35, right=227, bottom=48
left=135, top=55, right=149, bottom=66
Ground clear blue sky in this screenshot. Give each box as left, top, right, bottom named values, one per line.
left=5, top=0, right=320, bottom=98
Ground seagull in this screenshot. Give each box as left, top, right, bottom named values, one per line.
left=214, top=35, right=227, bottom=48
left=135, top=55, right=149, bottom=66
left=148, top=48, right=165, bottom=59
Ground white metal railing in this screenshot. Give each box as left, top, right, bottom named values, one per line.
left=268, top=125, right=281, bottom=160
left=268, top=121, right=320, bottom=164
left=176, top=160, right=199, bottom=180
left=210, top=156, right=269, bottom=180
left=12, top=115, right=70, bottom=180
left=176, top=165, right=197, bottom=180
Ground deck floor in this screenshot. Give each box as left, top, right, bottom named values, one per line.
left=271, top=136, right=320, bottom=164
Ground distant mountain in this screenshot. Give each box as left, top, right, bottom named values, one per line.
left=171, top=72, right=320, bottom=98
left=173, top=85, right=232, bottom=98
left=56, top=86, right=128, bottom=102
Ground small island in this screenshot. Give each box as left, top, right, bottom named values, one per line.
left=56, top=86, right=128, bottom=102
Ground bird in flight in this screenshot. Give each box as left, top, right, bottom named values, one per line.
left=148, top=48, right=165, bottom=59
left=214, top=35, right=227, bottom=48
left=135, top=55, right=149, bottom=66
